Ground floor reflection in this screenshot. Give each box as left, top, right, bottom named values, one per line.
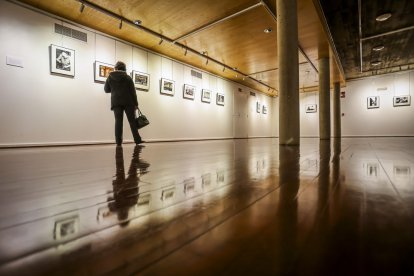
left=108, top=145, right=150, bottom=227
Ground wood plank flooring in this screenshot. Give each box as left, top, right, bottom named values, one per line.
left=0, top=138, right=413, bottom=275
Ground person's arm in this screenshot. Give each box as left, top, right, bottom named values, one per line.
left=129, top=78, right=138, bottom=107
left=104, top=76, right=111, bottom=93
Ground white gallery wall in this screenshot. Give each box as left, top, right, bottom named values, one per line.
left=342, top=71, right=414, bottom=136
left=0, top=1, right=275, bottom=147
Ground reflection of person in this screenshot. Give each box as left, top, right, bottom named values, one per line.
left=108, top=145, right=150, bottom=227
left=56, top=50, right=71, bottom=70
left=104, top=61, right=143, bottom=146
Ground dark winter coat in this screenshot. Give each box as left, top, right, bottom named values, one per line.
left=104, top=71, right=138, bottom=110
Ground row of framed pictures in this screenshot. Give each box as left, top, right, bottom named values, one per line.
left=49, top=45, right=225, bottom=106
left=256, top=102, right=268, bottom=114
left=367, top=95, right=411, bottom=109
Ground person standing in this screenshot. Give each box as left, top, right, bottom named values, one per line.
left=104, top=61, right=143, bottom=146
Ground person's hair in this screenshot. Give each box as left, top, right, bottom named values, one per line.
left=114, top=61, right=126, bottom=71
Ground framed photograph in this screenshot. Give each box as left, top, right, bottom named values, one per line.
left=366, top=163, right=379, bottom=177
left=367, top=96, right=379, bottom=109
left=256, top=102, right=261, bottom=113
left=305, top=104, right=317, bottom=113
left=394, top=165, right=411, bottom=177
left=201, top=89, right=212, bottom=103
left=161, top=187, right=175, bottom=201
left=54, top=215, right=79, bottom=240
left=262, top=105, right=267, bottom=114
left=160, top=78, right=175, bottom=96
left=50, top=44, right=75, bottom=77
left=216, top=93, right=225, bottom=106
left=131, top=71, right=150, bottom=91
left=183, top=84, right=196, bottom=100
left=393, top=95, right=411, bottom=107
left=94, top=61, right=114, bottom=83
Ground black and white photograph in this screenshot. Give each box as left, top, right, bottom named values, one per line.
left=367, top=96, right=380, bottom=109
left=305, top=104, right=317, bottom=113
left=393, top=95, right=411, bottom=107
left=132, top=71, right=150, bottom=91
left=160, top=78, right=175, bottom=96
left=50, top=44, right=75, bottom=77
left=201, top=89, right=212, bottom=103
left=54, top=215, right=79, bottom=240
left=183, top=84, right=196, bottom=100
left=161, top=187, right=175, bottom=201
left=216, top=93, right=225, bottom=106
left=94, top=61, right=114, bottom=83
left=256, top=101, right=261, bottom=113
left=366, top=163, right=379, bottom=177
left=262, top=105, right=267, bottom=114
left=394, top=165, right=411, bottom=177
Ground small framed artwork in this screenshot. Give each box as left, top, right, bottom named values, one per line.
left=394, top=165, right=411, bottom=177
left=256, top=102, right=261, bottom=113
left=131, top=71, right=150, bottom=91
left=54, top=215, right=79, bottom=240
left=94, top=61, right=114, bottom=83
left=50, top=44, right=75, bottom=77
left=161, top=187, right=175, bottom=201
left=183, top=84, right=196, bottom=100
left=160, top=78, right=175, bottom=96
left=393, top=95, right=411, bottom=107
left=216, top=93, right=225, bottom=106
left=306, top=104, right=317, bottom=113
left=262, top=105, right=267, bottom=114
left=367, top=96, right=380, bottom=109
left=201, top=89, right=212, bottom=103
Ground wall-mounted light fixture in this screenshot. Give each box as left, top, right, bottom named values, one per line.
left=264, top=28, right=272, bottom=33
left=376, top=13, right=392, bottom=22
left=222, top=66, right=226, bottom=72
left=119, top=20, right=123, bottom=30
left=371, top=60, right=381, bottom=66
left=158, top=38, right=163, bottom=45
left=80, top=3, right=85, bottom=13
left=372, top=45, right=385, bottom=51
left=184, top=48, right=188, bottom=56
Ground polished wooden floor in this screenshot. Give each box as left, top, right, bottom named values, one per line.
left=0, top=138, right=413, bottom=275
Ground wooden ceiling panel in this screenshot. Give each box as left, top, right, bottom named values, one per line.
left=182, top=6, right=278, bottom=76
left=88, top=0, right=259, bottom=40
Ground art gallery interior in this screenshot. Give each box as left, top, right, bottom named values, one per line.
left=0, top=0, right=413, bottom=275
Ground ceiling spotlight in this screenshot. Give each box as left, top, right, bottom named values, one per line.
left=371, top=60, right=382, bottom=66
left=233, top=67, right=237, bottom=71
left=242, top=76, right=245, bottom=80
left=119, top=20, right=123, bottom=30
left=372, top=45, right=385, bottom=51
left=158, top=38, right=163, bottom=45
left=264, top=28, right=272, bottom=33
left=80, top=3, right=85, bottom=13
left=376, top=13, right=392, bottom=22
left=134, top=19, right=142, bottom=25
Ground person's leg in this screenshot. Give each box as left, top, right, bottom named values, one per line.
left=125, top=105, right=142, bottom=144
left=113, top=107, right=124, bottom=145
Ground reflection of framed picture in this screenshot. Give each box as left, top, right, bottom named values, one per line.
left=216, top=93, right=225, bottom=106
left=94, top=61, right=114, bottom=83
left=184, top=178, right=196, bottom=195
left=305, top=104, right=317, bottom=113
left=54, top=215, right=79, bottom=240
left=161, top=187, right=175, bottom=201
left=393, top=95, right=411, bottom=107
left=50, top=44, right=75, bottom=77
left=262, top=105, right=267, bottom=114
left=131, top=71, right=150, bottom=91
left=256, top=102, right=261, bottom=113
left=183, top=84, right=196, bottom=100
left=160, top=78, right=175, bottom=96
left=201, top=173, right=211, bottom=190
left=394, top=166, right=411, bottom=177
left=217, top=171, right=225, bottom=184
left=366, top=163, right=379, bottom=177
left=201, top=89, right=212, bottom=103
left=367, top=96, right=379, bottom=109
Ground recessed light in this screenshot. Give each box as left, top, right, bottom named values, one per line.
left=134, top=20, right=142, bottom=25
left=373, top=45, right=385, bottom=51
left=371, top=60, right=382, bottom=66
left=376, top=13, right=392, bottom=22
left=264, top=28, right=272, bottom=33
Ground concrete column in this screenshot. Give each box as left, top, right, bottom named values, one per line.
left=319, top=57, right=330, bottom=140
left=277, top=0, right=299, bottom=145
left=333, top=82, right=341, bottom=138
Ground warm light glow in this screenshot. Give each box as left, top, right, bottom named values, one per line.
left=372, top=45, right=385, bottom=51
left=376, top=13, right=392, bottom=22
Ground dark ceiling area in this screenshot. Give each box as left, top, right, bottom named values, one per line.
left=319, top=0, right=414, bottom=80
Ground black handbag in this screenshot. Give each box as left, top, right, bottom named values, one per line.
left=135, top=107, right=149, bottom=129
